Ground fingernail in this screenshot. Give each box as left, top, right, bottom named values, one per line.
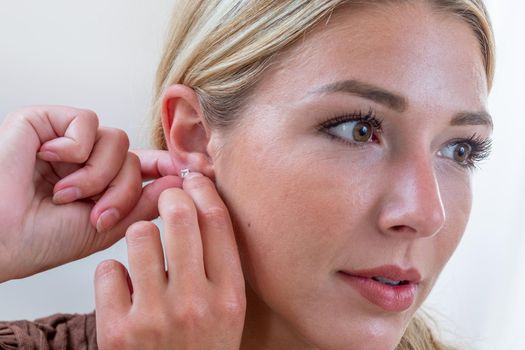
left=53, top=187, right=81, bottom=204
left=96, top=208, right=120, bottom=233
left=185, top=171, right=203, bottom=180
left=37, top=151, right=61, bottom=162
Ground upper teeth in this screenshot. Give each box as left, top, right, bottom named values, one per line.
left=373, top=276, right=402, bottom=286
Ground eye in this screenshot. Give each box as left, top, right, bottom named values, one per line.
left=438, top=136, right=492, bottom=169
left=330, top=120, right=375, bottom=143
left=320, top=111, right=383, bottom=145
left=439, top=142, right=472, bottom=164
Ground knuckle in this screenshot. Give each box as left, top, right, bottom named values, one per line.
left=95, top=260, right=123, bottom=279
left=124, top=154, right=143, bottom=180
left=173, top=299, right=209, bottom=329
left=126, top=221, right=157, bottom=243
left=127, top=151, right=141, bottom=168
left=201, top=206, right=229, bottom=226
left=219, top=300, right=246, bottom=321
left=75, top=144, right=92, bottom=163
left=117, top=129, right=130, bottom=149
left=115, top=184, right=141, bottom=208
left=78, top=169, right=107, bottom=189
left=100, top=322, right=130, bottom=349
left=6, top=108, right=34, bottom=123
left=163, top=202, right=195, bottom=224
left=77, top=108, right=100, bottom=125
left=106, top=127, right=130, bottom=149
left=219, top=291, right=247, bottom=319
left=78, top=107, right=98, bottom=118
left=25, top=109, right=50, bottom=128
left=13, top=106, right=46, bottom=119
left=119, top=183, right=142, bottom=205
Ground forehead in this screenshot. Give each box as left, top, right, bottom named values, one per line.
left=252, top=2, right=488, bottom=113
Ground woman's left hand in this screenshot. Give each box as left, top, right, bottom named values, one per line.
left=94, top=172, right=246, bottom=350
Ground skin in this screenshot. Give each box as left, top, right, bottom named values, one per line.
left=0, top=1, right=493, bottom=349
left=0, top=106, right=180, bottom=283
left=202, top=3, right=489, bottom=349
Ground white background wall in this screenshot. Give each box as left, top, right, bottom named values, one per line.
left=0, top=1, right=523, bottom=349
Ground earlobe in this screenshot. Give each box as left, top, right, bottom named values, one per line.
left=161, top=84, right=215, bottom=180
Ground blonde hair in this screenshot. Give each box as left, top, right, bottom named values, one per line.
left=151, top=0, right=494, bottom=150
left=151, top=1, right=495, bottom=348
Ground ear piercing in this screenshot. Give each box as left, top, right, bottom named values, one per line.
left=180, top=168, right=190, bottom=178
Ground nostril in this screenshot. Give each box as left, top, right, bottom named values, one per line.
left=390, top=225, right=416, bottom=234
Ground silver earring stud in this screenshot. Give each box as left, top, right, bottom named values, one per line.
left=180, top=168, right=190, bottom=178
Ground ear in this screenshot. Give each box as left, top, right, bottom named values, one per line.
left=161, top=84, right=215, bottom=180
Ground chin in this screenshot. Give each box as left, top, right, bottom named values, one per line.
left=293, top=309, right=410, bottom=350
left=312, top=329, right=405, bottom=350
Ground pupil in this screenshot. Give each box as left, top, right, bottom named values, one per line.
left=353, top=122, right=372, bottom=142
left=455, top=144, right=470, bottom=162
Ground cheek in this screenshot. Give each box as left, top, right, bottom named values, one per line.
left=215, top=136, right=379, bottom=288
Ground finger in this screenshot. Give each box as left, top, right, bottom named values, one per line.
left=94, top=260, right=131, bottom=323
left=35, top=107, right=99, bottom=163
left=115, top=176, right=183, bottom=228
left=52, top=127, right=129, bottom=204
left=0, top=106, right=98, bottom=200
left=125, top=221, right=167, bottom=301
left=158, top=188, right=206, bottom=286
left=89, top=152, right=142, bottom=232
left=182, top=173, right=243, bottom=287
left=49, top=162, right=82, bottom=179
left=85, top=176, right=183, bottom=255
left=132, top=149, right=178, bottom=180
left=2, top=106, right=98, bottom=158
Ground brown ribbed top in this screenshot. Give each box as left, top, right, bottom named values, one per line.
left=0, top=312, right=97, bottom=350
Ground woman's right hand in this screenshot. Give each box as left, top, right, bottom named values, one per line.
left=94, top=173, right=246, bottom=350
left=0, top=106, right=181, bottom=283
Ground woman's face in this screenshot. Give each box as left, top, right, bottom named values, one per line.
left=208, top=2, right=491, bottom=349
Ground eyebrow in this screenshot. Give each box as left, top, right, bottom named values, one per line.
left=451, top=111, right=493, bottom=129
left=308, top=79, right=493, bottom=129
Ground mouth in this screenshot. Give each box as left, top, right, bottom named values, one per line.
left=338, top=265, right=421, bottom=312
left=371, top=276, right=410, bottom=286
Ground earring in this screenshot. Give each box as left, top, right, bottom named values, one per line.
left=180, top=168, right=190, bottom=178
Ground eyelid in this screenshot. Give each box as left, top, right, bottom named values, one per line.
left=438, top=135, right=493, bottom=170
left=318, top=108, right=384, bottom=132
left=319, top=111, right=383, bottom=147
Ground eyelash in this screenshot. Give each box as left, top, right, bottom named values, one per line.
left=448, top=134, right=492, bottom=170
left=318, top=108, right=383, bottom=147
left=318, top=108, right=384, bottom=143
left=317, top=109, right=493, bottom=170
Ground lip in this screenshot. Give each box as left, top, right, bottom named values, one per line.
left=338, top=265, right=421, bottom=312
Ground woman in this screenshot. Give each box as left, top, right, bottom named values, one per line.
left=0, top=0, right=495, bottom=349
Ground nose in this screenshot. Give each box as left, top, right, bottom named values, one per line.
left=376, top=155, right=446, bottom=239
